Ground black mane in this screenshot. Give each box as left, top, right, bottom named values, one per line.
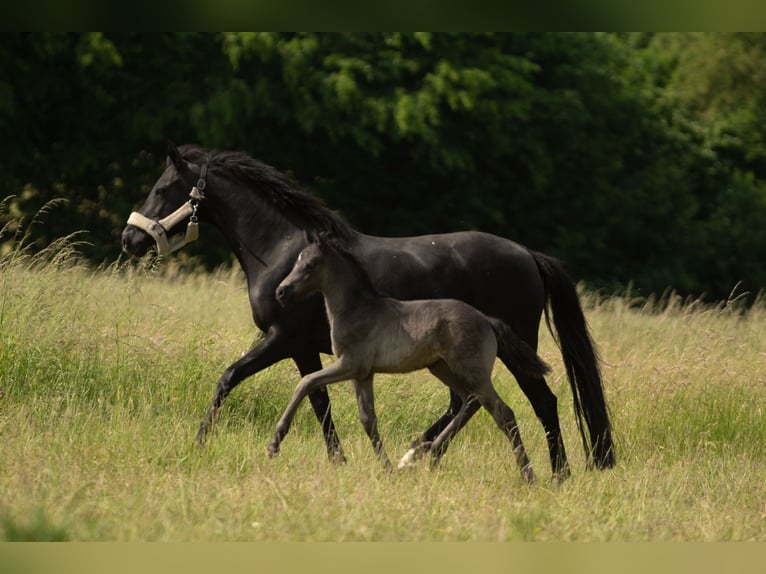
left=179, top=145, right=355, bottom=241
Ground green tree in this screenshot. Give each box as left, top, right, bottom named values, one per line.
left=0, top=33, right=229, bottom=262
left=2, top=33, right=766, bottom=300
left=639, top=33, right=766, bottom=297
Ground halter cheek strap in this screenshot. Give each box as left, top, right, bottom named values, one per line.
left=127, top=163, right=207, bottom=256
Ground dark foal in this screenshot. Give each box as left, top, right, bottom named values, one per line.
left=269, top=236, right=550, bottom=482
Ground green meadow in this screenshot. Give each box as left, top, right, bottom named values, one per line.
left=1, top=240, right=765, bottom=541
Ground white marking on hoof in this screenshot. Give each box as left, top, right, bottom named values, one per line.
left=397, top=448, right=418, bottom=469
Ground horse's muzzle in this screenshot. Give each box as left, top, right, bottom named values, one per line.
left=121, top=225, right=153, bottom=257
left=275, top=284, right=293, bottom=307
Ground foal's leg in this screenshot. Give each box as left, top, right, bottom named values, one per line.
left=352, top=376, right=391, bottom=468
left=268, top=358, right=356, bottom=458
left=295, top=351, right=346, bottom=464
left=476, top=383, right=535, bottom=483
left=398, top=361, right=479, bottom=468
left=402, top=390, right=463, bottom=464
left=426, top=395, right=481, bottom=469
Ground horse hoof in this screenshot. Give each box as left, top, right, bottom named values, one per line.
left=329, top=450, right=347, bottom=465
left=397, top=448, right=419, bottom=469
left=522, top=466, right=536, bottom=484
left=398, top=442, right=433, bottom=469
left=552, top=467, right=571, bottom=487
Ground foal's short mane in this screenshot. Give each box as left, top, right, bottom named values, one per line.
left=179, top=145, right=355, bottom=241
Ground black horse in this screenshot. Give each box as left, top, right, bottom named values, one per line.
left=121, top=143, right=615, bottom=480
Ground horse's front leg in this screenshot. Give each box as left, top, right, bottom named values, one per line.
left=352, top=375, right=391, bottom=468
left=294, top=352, right=346, bottom=464
left=268, top=358, right=356, bottom=458
left=196, top=327, right=292, bottom=445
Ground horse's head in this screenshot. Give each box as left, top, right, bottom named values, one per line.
left=121, top=142, right=207, bottom=257
left=275, top=234, right=332, bottom=306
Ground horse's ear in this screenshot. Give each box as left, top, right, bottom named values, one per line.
left=166, top=140, right=185, bottom=170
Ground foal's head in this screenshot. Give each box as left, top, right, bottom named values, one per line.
left=275, top=240, right=328, bottom=306
left=276, top=234, right=378, bottom=307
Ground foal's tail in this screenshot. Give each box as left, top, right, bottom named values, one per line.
left=530, top=250, right=616, bottom=470
left=488, top=318, right=550, bottom=380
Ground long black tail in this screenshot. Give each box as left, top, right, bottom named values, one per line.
left=488, top=317, right=551, bottom=380
left=531, top=250, right=615, bottom=469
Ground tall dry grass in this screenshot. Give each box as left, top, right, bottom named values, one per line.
left=1, top=212, right=764, bottom=540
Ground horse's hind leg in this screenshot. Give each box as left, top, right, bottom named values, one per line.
left=510, top=369, right=570, bottom=484
left=352, top=376, right=391, bottom=468
left=477, top=384, right=535, bottom=483
left=499, top=327, right=569, bottom=483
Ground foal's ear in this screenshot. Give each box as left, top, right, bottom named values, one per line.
left=314, top=231, right=334, bottom=250
left=166, top=141, right=185, bottom=171
left=305, top=230, right=326, bottom=247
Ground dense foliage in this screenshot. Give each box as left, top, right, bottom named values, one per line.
left=3, top=33, right=766, bottom=299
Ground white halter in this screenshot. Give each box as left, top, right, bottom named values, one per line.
left=127, top=165, right=207, bottom=256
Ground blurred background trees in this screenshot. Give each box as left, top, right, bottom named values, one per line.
left=2, top=32, right=765, bottom=300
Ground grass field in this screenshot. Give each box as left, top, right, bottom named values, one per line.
left=1, top=238, right=765, bottom=541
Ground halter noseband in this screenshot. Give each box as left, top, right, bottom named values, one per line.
left=127, top=162, right=208, bottom=256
